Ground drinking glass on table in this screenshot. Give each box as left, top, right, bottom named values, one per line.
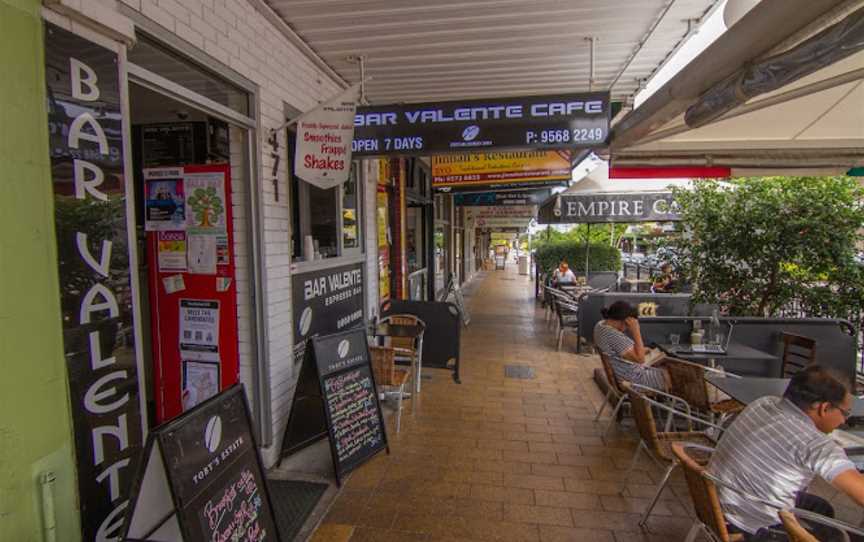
left=669, top=333, right=680, bottom=346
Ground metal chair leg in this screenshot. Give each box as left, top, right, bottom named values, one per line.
left=683, top=522, right=702, bottom=542
left=621, top=441, right=646, bottom=493
left=639, top=462, right=677, bottom=527
left=396, top=384, right=403, bottom=433
left=557, top=328, right=564, bottom=351
left=594, top=389, right=613, bottom=421
left=604, top=395, right=627, bottom=438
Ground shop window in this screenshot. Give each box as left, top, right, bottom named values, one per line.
left=406, top=206, right=425, bottom=273
left=288, top=131, right=362, bottom=262
left=129, top=34, right=251, bottom=117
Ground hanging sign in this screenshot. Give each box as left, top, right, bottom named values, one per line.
left=538, top=192, right=682, bottom=224
left=44, top=23, right=144, bottom=541
left=352, top=91, right=610, bottom=156
left=123, top=385, right=281, bottom=541
left=294, top=84, right=361, bottom=189
left=455, top=189, right=551, bottom=207
left=432, top=151, right=571, bottom=189
left=290, top=262, right=364, bottom=365
left=280, top=329, right=389, bottom=485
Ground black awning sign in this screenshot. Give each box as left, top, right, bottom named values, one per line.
left=352, top=92, right=611, bottom=156
left=539, top=192, right=681, bottom=224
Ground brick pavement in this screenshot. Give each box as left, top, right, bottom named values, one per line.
left=311, top=268, right=697, bottom=541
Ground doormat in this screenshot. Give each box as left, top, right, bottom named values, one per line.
left=504, top=365, right=535, bottom=379
left=267, top=479, right=328, bottom=541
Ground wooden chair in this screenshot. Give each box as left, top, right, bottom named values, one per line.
left=779, top=509, right=856, bottom=542
left=780, top=332, right=817, bottom=378
left=379, top=314, right=426, bottom=393
left=625, top=385, right=724, bottom=527
left=369, top=346, right=411, bottom=433
left=671, top=442, right=744, bottom=542
left=664, top=358, right=744, bottom=424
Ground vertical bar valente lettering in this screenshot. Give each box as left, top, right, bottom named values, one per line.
left=44, top=23, right=143, bottom=541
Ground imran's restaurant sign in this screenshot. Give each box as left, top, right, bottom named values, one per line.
left=432, top=151, right=571, bottom=191
left=353, top=92, right=610, bottom=156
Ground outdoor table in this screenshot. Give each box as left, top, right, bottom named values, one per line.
left=705, top=375, right=864, bottom=417
left=657, top=342, right=780, bottom=377
left=374, top=323, right=424, bottom=393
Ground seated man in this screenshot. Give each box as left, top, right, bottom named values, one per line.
left=593, top=301, right=668, bottom=391
left=551, top=260, right=576, bottom=286
left=710, top=365, right=864, bottom=541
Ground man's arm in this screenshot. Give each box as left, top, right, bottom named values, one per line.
left=831, top=469, right=864, bottom=508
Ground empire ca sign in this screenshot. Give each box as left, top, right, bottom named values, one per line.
left=539, top=193, right=681, bottom=224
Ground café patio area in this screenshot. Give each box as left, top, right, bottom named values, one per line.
left=298, top=266, right=848, bottom=541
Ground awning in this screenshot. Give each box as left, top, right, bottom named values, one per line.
left=536, top=162, right=686, bottom=223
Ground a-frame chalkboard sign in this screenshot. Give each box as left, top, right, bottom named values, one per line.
left=280, top=328, right=389, bottom=485
left=122, top=384, right=281, bottom=541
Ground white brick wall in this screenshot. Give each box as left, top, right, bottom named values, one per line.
left=115, top=0, right=349, bottom=466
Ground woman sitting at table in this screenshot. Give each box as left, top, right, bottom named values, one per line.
left=551, top=259, right=577, bottom=286
left=593, top=301, right=669, bottom=391
left=652, top=263, right=678, bottom=293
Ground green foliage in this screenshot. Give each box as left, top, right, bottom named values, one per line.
left=669, top=176, right=864, bottom=318
left=533, top=223, right=627, bottom=249
left=535, top=240, right=621, bottom=275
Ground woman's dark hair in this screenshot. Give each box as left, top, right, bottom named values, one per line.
left=783, top=365, right=849, bottom=410
left=601, top=301, right=639, bottom=321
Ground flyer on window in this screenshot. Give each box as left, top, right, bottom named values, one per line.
left=157, top=231, right=187, bottom=271
left=182, top=360, right=220, bottom=411
left=144, top=178, right=186, bottom=231
left=185, top=172, right=227, bottom=235
left=179, top=299, right=220, bottom=362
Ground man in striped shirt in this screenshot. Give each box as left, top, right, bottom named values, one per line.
left=709, top=366, right=864, bottom=540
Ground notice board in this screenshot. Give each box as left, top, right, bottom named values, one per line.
left=281, top=328, right=388, bottom=484
left=123, top=385, right=280, bottom=541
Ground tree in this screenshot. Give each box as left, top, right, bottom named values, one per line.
left=669, top=176, right=864, bottom=317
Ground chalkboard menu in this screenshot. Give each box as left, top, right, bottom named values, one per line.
left=123, top=385, right=280, bottom=541
left=281, top=328, right=389, bottom=485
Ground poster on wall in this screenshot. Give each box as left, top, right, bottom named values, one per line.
left=182, top=361, right=220, bottom=411
left=44, top=23, right=143, bottom=541
left=157, top=231, right=187, bottom=271
left=291, top=262, right=365, bottom=365
left=185, top=172, right=227, bottom=234
left=187, top=234, right=217, bottom=274
left=179, top=299, right=220, bottom=362
left=145, top=178, right=186, bottom=230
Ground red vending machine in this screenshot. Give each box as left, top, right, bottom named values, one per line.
left=144, top=164, right=239, bottom=422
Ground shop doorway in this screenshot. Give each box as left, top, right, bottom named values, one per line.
left=126, top=43, right=258, bottom=428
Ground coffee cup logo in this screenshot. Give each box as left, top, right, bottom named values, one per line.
left=337, top=339, right=350, bottom=359
left=299, top=307, right=312, bottom=336
left=204, top=415, right=222, bottom=453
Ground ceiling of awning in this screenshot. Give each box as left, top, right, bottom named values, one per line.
left=614, top=49, right=864, bottom=170
left=263, top=0, right=722, bottom=105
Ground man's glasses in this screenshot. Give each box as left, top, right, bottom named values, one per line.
left=833, top=404, right=853, bottom=419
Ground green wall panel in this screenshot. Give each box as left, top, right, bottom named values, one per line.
left=0, top=1, right=81, bottom=540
